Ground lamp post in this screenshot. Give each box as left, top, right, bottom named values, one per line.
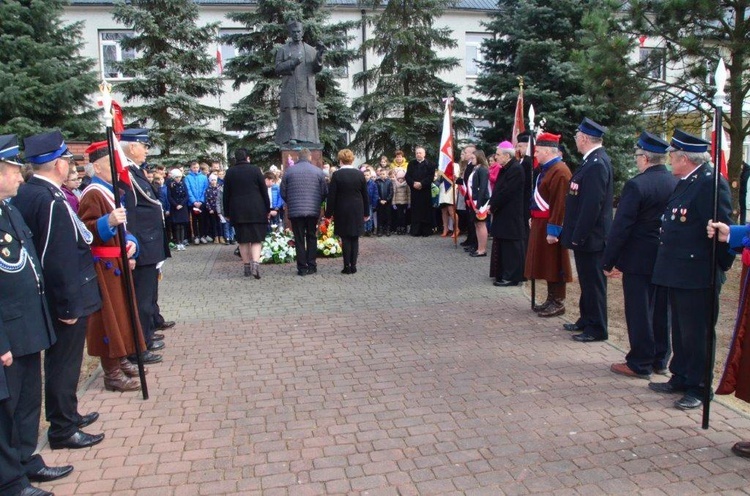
left=703, top=58, right=727, bottom=429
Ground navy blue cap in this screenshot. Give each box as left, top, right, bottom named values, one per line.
left=667, top=129, right=709, bottom=153
left=23, top=130, right=72, bottom=165
left=636, top=131, right=670, bottom=154
left=119, top=128, right=151, bottom=145
left=0, top=134, right=22, bottom=166
left=516, top=130, right=532, bottom=143
left=577, top=118, right=606, bottom=138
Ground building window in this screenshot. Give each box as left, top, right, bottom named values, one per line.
left=218, top=28, right=251, bottom=70
left=639, top=47, right=666, bottom=80
left=465, top=33, right=490, bottom=77
left=100, top=31, right=136, bottom=80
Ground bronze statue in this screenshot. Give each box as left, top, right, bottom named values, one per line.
left=275, top=20, right=326, bottom=148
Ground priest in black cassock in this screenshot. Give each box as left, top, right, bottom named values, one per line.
left=405, top=146, right=437, bottom=237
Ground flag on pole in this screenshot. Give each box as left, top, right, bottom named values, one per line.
left=438, top=97, right=456, bottom=183
left=111, top=133, right=132, bottom=188
left=711, top=124, right=730, bottom=180
left=511, top=87, right=525, bottom=145
left=97, top=98, right=125, bottom=134
left=216, top=45, right=223, bottom=76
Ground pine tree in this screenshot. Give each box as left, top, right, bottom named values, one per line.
left=471, top=0, right=646, bottom=191
left=351, top=0, right=472, bottom=161
left=628, top=0, right=749, bottom=205
left=112, top=0, right=225, bottom=165
left=224, top=0, right=358, bottom=166
left=0, top=0, right=99, bottom=138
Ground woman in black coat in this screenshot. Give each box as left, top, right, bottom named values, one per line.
left=222, top=148, right=270, bottom=278
left=168, top=169, right=190, bottom=248
left=324, top=149, right=370, bottom=274
left=468, top=150, right=490, bottom=256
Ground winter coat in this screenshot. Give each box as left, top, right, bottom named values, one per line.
left=184, top=171, right=208, bottom=205
left=280, top=160, right=327, bottom=218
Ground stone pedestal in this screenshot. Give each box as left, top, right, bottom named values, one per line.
left=280, top=147, right=324, bottom=171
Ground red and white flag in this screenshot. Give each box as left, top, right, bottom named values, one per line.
left=711, top=122, right=730, bottom=180
left=438, top=97, right=456, bottom=182
left=96, top=98, right=125, bottom=134
left=511, top=88, right=525, bottom=145
left=111, top=133, right=132, bottom=188
left=216, top=46, right=223, bottom=76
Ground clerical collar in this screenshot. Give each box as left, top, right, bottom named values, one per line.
left=582, top=144, right=602, bottom=161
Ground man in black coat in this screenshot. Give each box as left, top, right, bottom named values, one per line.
left=459, top=145, right=477, bottom=249
left=1, top=135, right=70, bottom=496
left=489, top=142, right=525, bottom=286
left=405, top=146, right=437, bottom=237
left=602, top=132, right=678, bottom=379
left=121, top=129, right=165, bottom=364
left=560, top=118, right=614, bottom=342
left=649, top=129, right=735, bottom=411
left=12, top=131, right=105, bottom=451
left=515, top=131, right=535, bottom=237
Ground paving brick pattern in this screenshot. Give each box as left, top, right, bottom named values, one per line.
left=41, top=236, right=750, bottom=495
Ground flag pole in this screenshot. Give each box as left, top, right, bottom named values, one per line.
left=99, top=79, right=149, bottom=400
left=448, top=97, right=458, bottom=249
left=703, top=58, right=727, bottom=429
left=528, top=104, right=537, bottom=310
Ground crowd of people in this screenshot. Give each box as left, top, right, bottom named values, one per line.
left=3, top=116, right=750, bottom=496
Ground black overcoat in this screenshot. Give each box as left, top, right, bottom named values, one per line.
left=325, top=167, right=369, bottom=237
left=124, top=164, right=168, bottom=265
left=405, top=159, right=437, bottom=223
left=222, top=161, right=270, bottom=224
left=489, top=159, right=525, bottom=240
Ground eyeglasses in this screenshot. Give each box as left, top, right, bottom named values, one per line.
left=634, top=153, right=645, bottom=157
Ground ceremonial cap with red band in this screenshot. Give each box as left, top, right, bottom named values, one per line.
left=536, top=132, right=561, bottom=148
left=85, top=141, right=110, bottom=163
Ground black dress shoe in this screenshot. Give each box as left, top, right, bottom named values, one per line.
left=341, top=267, right=351, bottom=274
left=297, top=269, right=307, bottom=276
left=307, top=266, right=317, bottom=274
left=148, top=340, right=165, bottom=351
left=562, top=323, right=582, bottom=332
left=49, top=430, right=104, bottom=450
left=77, top=412, right=99, bottom=429
left=350, top=266, right=357, bottom=274
left=27, top=464, right=74, bottom=482
left=16, top=486, right=54, bottom=496
left=152, top=333, right=165, bottom=341
left=463, top=246, right=477, bottom=252
left=493, top=280, right=519, bottom=287
left=469, top=251, right=487, bottom=257
left=128, top=351, right=163, bottom=364
left=674, top=395, right=702, bottom=410
left=157, top=320, right=176, bottom=330
left=571, top=333, right=606, bottom=342
left=648, top=382, right=684, bottom=394
left=459, top=240, right=471, bottom=246
left=731, top=441, right=750, bottom=458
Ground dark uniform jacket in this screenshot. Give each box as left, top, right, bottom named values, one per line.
left=325, top=167, right=369, bottom=237
left=0, top=202, right=56, bottom=362
left=652, top=163, right=734, bottom=289
left=560, top=147, right=614, bottom=252
left=602, top=164, right=678, bottom=274
left=12, top=176, right=102, bottom=320
left=405, top=159, right=437, bottom=223
left=520, top=155, right=534, bottom=227
left=489, top=158, right=525, bottom=240
left=222, top=161, right=270, bottom=224
left=124, top=163, right=168, bottom=266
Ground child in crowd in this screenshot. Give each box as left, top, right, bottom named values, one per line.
left=185, top=160, right=209, bottom=244
left=390, top=150, right=408, bottom=170
left=216, top=173, right=235, bottom=245
left=392, top=168, right=410, bottom=234
left=153, top=176, right=172, bottom=247
left=375, top=167, right=393, bottom=236
left=264, top=171, right=285, bottom=231
left=168, top=168, right=190, bottom=250
left=204, top=174, right=222, bottom=243
left=379, top=155, right=389, bottom=170
left=364, top=166, right=379, bottom=236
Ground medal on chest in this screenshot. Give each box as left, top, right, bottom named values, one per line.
left=680, top=208, right=687, bottom=222
left=570, top=182, right=579, bottom=196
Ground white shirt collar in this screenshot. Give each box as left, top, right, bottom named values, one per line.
left=582, top=144, right=603, bottom=161
left=681, top=163, right=703, bottom=180
left=34, top=174, right=64, bottom=192
left=340, top=164, right=356, bottom=169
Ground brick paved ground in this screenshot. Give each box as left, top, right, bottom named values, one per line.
left=40, top=235, right=750, bottom=495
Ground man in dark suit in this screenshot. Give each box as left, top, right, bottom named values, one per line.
left=515, top=131, right=534, bottom=238
left=405, top=146, right=437, bottom=237
left=489, top=141, right=525, bottom=286
left=649, top=129, right=735, bottom=410
left=459, top=145, right=477, bottom=249
left=12, top=131, right=105, bottom=451
left=560, top=118, right=614, bottom=342
left=120, top=129, right=165, bottom=365
left=0, top=134, right=71, bottom=496
left=602, top=132, right=677, bottom=379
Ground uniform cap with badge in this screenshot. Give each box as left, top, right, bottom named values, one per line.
left=0, top=134, right=23, bottom=166
left=577, top=118, right=607, bottom=138
left=636, top=132, right=670, bottom=154
left=666, top=129, right=710, bottom=153
left=118, top=128, right=151, bottom=146
left=23, top=130, right=73, bottom=165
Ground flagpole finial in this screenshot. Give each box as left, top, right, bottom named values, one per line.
left=528, top=104, right=535, bottom=130
left=517, top=76, right=524, bottom=91
left=714, top=58, right=727, bottom=106
left=99, top=77, right=114, bottom=127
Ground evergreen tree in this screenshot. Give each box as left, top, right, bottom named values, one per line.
left=627, top=0, right=749, bottom=205
left=351, top=0, right=472, bottom=161
left=224, top=0, right=358, bottom=166
left=112, top=0, right=225, bottom=165
left=0, top=0, right=99, bottom=138
left=471, top=0, right=646, bottom=192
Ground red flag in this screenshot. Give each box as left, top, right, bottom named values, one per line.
left=511, top=88, right=525, bottom=145
left=711, top=125, right=730, bottom=180
left=111, top=133, right=132, bottom=187
left=97, top=98, right=125, bottom=134
left=438, top=98, right=455, bottom=181
left=216, top=46, right=223, bottom=75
